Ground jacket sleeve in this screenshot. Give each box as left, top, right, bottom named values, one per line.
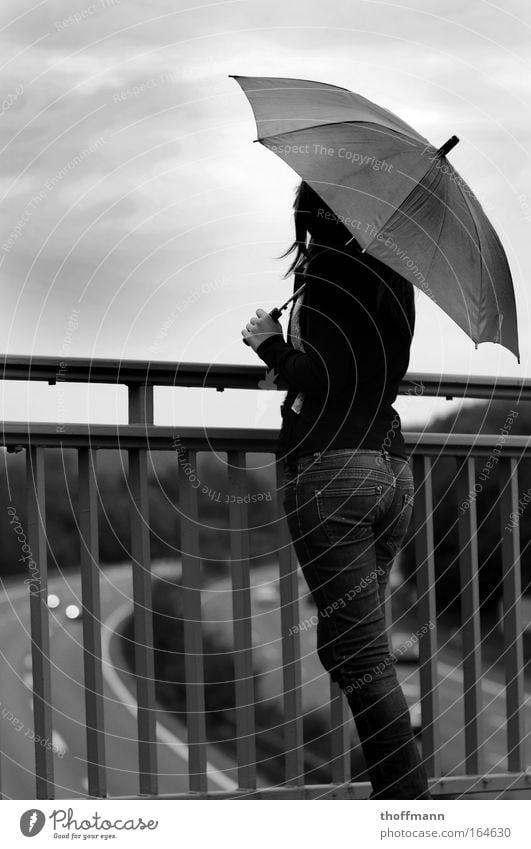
left=255, top=253, right=361, bottom=400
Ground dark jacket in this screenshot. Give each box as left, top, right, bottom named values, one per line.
left=255, top=240, right=413, bottom=465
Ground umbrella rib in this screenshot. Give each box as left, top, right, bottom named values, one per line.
left=454, top=177, right=483, bottom=345
left=418, top=169, right=454, bottom=307
left=230, top=75, right=353, bottom=94
left=361, top=160, right=436, bottom=254
left=255, top=121, right=423, bottom=148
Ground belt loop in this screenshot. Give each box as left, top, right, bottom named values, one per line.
left=378, top=448, right=389, bottom=466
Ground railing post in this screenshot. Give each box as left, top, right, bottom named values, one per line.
left=128, top=383, right=154, bottom=426
left=412, top=453, right=441, bottom=778
left=26, top=445, right=55, bottom=799
left=128, top=384, right=158, bottom=795
left=227, top=450, right=257, bottom=790
left=329, top=681, right=351, bottom=784
left=176, top=443, right=208, bottom=792
left=498, top=457, right=526, bottom=772
left=455, top=456, right=485, bottom=774
left=275, top=458, right=305, bottom=787
left=78, top=447, right=107, bottom=797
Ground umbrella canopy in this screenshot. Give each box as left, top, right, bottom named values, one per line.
left=231, top=75, right=520, bottom=363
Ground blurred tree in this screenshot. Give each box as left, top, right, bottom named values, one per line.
left=401, top=399, right=531, bottom=612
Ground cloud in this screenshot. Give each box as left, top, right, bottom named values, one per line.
left=0, top=0, right=527, bottom=395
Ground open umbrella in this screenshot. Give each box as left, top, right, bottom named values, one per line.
left=231, top=75, right=520, bottom=363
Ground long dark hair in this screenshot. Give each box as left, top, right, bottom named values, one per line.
left=279, top=180, right=315, bottom=276
left=279, top=180, right=416, bottom=339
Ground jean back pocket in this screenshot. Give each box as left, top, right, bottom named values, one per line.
left=315, top=483, right=384, bottom=546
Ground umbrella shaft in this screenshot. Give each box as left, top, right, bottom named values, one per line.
left=276, top=281, right=307, bottom=316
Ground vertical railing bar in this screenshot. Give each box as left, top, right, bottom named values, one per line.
left=383, top=580, right=393, bottom=645
left=329, top=680, right=350, bottom=783
left=128, top=384, right=158, bottom=795
left=275, top=458, right=304, bottom=786
left=227, top=450, right=256, bottom=789
left=177, top=445, right=208, bottom=792
left=275, top=457, right=305, bottom=785
left=455, top=456, right=484, bottom=774
left=127, top=384, right=154, bottom=427
left=78, top=447, right=107, bottom=797
left=412, top=454, right=441, bottom=777
left=498, top=456, right=525, bottom=772
left=26, top=445, right=55, bottom=798
left=129, top=446, right=158, bottom=795
left=0, top=452, right=3, bottom=799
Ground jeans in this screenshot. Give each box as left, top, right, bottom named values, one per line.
left=282, top=447, right=432, bottom=800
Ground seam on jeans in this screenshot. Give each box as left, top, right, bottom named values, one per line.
left=383, top=490, right=414, bottom=556
left=295, top=450, right=386, bottom=476
left=293, top=482, right=393, bottom=685
left=297, top=469, right=395, bottom=486
left=315, top=485, right=382, bottom=547
left=293, top=483, right=347, bottom=676
left=289, top=460, right=404, bottom=684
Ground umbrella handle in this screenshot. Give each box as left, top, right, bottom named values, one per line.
left=242, top=306, right=283, bottom=346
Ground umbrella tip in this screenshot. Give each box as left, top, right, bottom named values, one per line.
left=436, top=135, right=459, bottom=158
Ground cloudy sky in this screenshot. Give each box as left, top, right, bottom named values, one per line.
left=1, top=0, right=530, bottom=428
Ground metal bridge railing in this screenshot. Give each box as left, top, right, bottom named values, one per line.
left=1, top=356, right=529, bottom=799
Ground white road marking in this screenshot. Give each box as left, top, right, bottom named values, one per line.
left=52, top=731, right=68, bottom=756
left=0, top=585, right=28, bottom=606
left=438, top=661, right=531, bottom=701
left=487, top=713, right=507, bottom=727
left=101, top=603, right=238, bottom=792
left=487, top=752, right=507, bottom=767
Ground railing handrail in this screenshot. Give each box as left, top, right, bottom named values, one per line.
left=1, top=354, right=530, bottom=400
left=1, top=422, right=530, bottom=456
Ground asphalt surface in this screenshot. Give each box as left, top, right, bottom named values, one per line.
left=1, top=560, right=528, bottom=799
left=0, top=561, right=238, bottom=799
left=202, top=564, right=531, bottom=779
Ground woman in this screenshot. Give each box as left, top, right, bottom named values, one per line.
left=241, top=180, right=432, bottom=800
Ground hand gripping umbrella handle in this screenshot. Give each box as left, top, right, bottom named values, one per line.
left=242, top=307, right=282, bottom=346
left=241, top=284, right=306, bottom=346
left=242, top=283, right=306, bottom=345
